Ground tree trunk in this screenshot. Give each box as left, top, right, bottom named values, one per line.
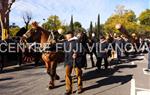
left=25, top=23, right=28, bottom=30
left=6, top=13, right=9, bottom=34
left=0, top=14, right=9, bottom=40
left=0, top=0, right=11, bottom=40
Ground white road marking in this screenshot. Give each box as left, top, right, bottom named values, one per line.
left=137, top=91, right=150, bottom=95
left=136, top=88, right=150, bottom=92
left=131, top=79, right=136, bottom=95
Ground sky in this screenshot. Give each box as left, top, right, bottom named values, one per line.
left=10, top=0, right=150, bottom=29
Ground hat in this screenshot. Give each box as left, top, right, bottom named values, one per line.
left=64, top=30, right=74, bottom=35
left=99, top=35, right=105, bottom=39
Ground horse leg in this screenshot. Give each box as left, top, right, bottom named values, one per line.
left=50, top=61, right=60, bottom=80
left=44, top=61, right=55, bottom=89
left=52, top=61, right=60, bottom=80
left=42, top=54, right=55, bottom=89
left=47, top=61, right=58, bottom=89
left=47, top=65, right=55, bottom=89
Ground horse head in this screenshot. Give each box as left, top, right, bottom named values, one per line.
left=20, top=21, right=44, bottom=43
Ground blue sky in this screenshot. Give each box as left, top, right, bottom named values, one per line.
left=10, top=0, right=150, bottom=29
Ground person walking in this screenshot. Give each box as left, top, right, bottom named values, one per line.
left=96, top=36, right=109, bottom=70
left=64, top=31, right=83, bottom=95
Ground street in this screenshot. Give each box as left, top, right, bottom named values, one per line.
left=0, top=53, right=150, bottom=95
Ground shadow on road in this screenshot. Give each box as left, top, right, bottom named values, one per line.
left=0, top=77, right=14, bottom=81
left=83, top=63, right=136, bottom=81
left=83, top=68, right=118, bottom=81
left=0, top=64, right=45, bottom=74
left=83, top=74, right=132, bottom=93
left=82, top=61, right=135, bottom=92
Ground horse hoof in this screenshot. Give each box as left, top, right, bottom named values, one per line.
left=55, top=75, right=60, bottom=80
left=48, top=81, right=55, bottom=89
left=48, top=84, right=54, bottom=89
left=48, top=85, right=54, bottom=89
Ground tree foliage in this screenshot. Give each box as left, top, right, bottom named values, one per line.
left=42, top=15, right=62, bottom=31
left=138, top=9, right=150, bottom=26
left=9, top=26, right=20, bottom=36
left=74, top=21, right=82, bottom=29
left=104, top=7, right=137, bottom=35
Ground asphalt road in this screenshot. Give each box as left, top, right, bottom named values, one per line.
left=0, top=53, right=150, bottom=95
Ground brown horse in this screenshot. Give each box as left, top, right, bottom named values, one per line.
left=21, top=22, right=63, bottom=89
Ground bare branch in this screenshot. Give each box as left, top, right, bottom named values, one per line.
left=22, top=11, right=32, bottom=24
left=22, top=11, right=32, bottom=29
left=23, top=15, right=27, bottom=24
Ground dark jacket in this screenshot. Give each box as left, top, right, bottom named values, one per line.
left=113, top=38, right=122, bottom=58
left=64, top=38, right=84, bottom=68
left=97, top=40, right=108, bottom=58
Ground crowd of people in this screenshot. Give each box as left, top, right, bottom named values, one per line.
left=1, top=21, right=150, bottom=95
left=20, top=22, right=150, bottom=95
left=60, top=28, right=149, bottom=95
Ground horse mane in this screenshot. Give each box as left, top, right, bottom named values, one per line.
left=36, top=26, right=55, bottom=41
left=36, top=27, right=49, bottom=34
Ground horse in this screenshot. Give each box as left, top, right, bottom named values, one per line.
left=20, top=22, right=64, bottom=89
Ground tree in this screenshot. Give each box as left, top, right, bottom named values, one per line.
left=138, top=9, right=150, bottom=26
left=42, top=15, right=62, bottom=31
left=0, top=0, right=16, bottom=40
left=74, top=21, right=82, bottom=29
left=9, top=22, right=20, bottom=36
left=22, top=11, right=32, bottom=30
left=10, top=26, right=20, bottom=36
left=70, top=15, right=74, bottom=32
left=138, top=9, right=150, bottom=37
left=88, top=21, right=93, bottom=38
left=97, top=14, right=101, bottom=36
left=93, top=14, right=102, bottom=39
left=104, top=6, right=137, bottom=35
left=115, top=5, right=127, bottom=16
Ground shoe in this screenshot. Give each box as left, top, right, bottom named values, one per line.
left=77, top=88, right=83, bottom=94
left=92, top=63, right=95, bottom=67
left=105, top=66, right=108, bottom=69
left=97, top=67, right=101, bottom=70
left=64, top=91, right=71, bottom=95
